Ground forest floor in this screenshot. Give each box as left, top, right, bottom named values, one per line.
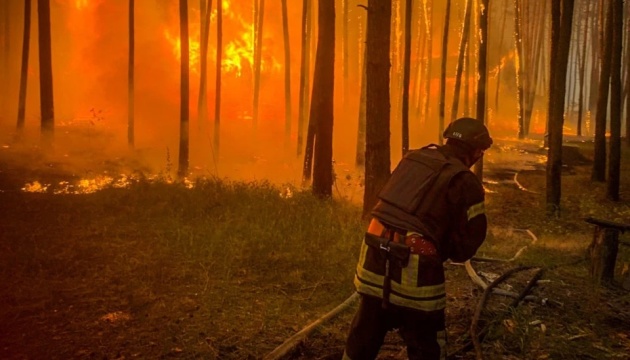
left=0, top=136, right=629, bottom=360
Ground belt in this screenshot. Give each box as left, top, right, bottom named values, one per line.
left=367, top=218, right=438, bottom=256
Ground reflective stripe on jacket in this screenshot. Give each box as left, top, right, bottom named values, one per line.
left=354, top=236, right=446, bottom=312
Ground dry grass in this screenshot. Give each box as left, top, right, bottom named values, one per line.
left=0, top=138, right=629, bottom=360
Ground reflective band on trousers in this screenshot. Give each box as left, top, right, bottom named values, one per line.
left=467, top=201, right=485, bottom=221
left=354, top=241, right=446, bottom=312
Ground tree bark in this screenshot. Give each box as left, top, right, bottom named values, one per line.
left=253, top=0, right=265, bottom=131
left=363, top=0, right=392, bottom=216
left=473, top=0, right=489, bottom=180
left=422, top=1, right=433, bottom=126
left=546, top=0, right=575, bottom=216
left=577, top=0, right=591, bottom=137
left=450, top=0, right=472, bottom=123
left=401, top=0, right=412, bottom=155
left=438, top=0, right=451, bottom=143
left=311, top=0, right=335, bottom=199
left=355, top=45, right=367, bottom=167
left=297, top=0, right=312, bottom=157
left=177, top=0, right=190, bottom=177
left=38, top=0, right=54, bottom=140
left=606, top=0, right=622, bottom=201
left=592, top=0, right=612, bottom=183
left=17, top=0, right=31, bottom=134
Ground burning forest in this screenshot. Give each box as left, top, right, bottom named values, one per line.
left=1, top=0, right=630, bottom=359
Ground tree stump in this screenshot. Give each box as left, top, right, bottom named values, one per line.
left=585, top=217, right=630, bottom=284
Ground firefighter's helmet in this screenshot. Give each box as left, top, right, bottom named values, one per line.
left=443, top=117, right=493, bottom=150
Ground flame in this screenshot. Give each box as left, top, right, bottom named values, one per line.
left=164, top=29, right=201, bottom=74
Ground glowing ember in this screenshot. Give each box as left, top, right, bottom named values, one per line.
left=22, top=181, right=49, bottom=193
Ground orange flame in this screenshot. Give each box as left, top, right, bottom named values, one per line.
left=164, top=29, right=201, bottom=73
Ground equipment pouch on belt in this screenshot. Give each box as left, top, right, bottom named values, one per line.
left=364, top=232, right=410, bottom=268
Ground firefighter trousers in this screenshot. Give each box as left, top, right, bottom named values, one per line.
left=343, top=294, right=446, bottom=360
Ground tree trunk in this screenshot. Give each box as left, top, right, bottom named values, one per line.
left=624, top=0, right=630, bottom=146
left=177, top=0, right=190, bottom=178
left=438, top=0, right=451, bottom=143
left=363, top=0, right=392, bottom=216
left=606, top=0, right=622, bottom=201
left=494, top=1, right=509, bottom=112
left=422, top=1, right=433, bottom=125
left=514, top=0, right=526, bottom=138
left=401, top=0, right=412, bottom=155
left=589, top=227, right=620, bottom=283
left=127, top=0, right=135, bottom=147
left=197, top=0, right=211, bottom=132
left=355, top=45, right=367, bottom=167
left=577, top=0, right=591, bottom=137
left=17, top=0, right=31, bottom=134
left=297, top=0, right=312, bottom=157
left=473, top=0, right=489, bottom=180
left=281, top=0, right=292, bottom=152
left=213, top=0, right=222, bottom=158
left=592, top=0, right=612, bottom=183
left=343, top=0, right=349, bottom=114
left=450, top=0, right=472, bottom=123
left=1, top=0, right=10, bottom=115
left=546, top=0, right=575, bottom=216
left=253, top=0, right=265, bottom=131
left=38, top=0, right=54, bottom=140
left=311, top=0, right=335, bottom=199
left=587, top=0, right=603, bottom=134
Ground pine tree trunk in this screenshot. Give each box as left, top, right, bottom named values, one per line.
left=177, top=0, right=190, bottom=177
left=281, top=0, right=292, bottom=151
left=128, top=0, right=135, bottom=147
left=606, top=0, right=622, bottom=201
left=355, top=45, right=367, bottom=167
left=297, top=0, right=312, bottom=157
left=363, top=0, right=392, bottom=216
left=624, top=0, right=630, bottom=146
left=577, top=0, right=591, bottom=137
left=1, top=0, right=10, bottom=115
left=473, top=0, right=489, bottom=180
left=38, top=0, right=54, bottom=140
left=514, top=0, right=526, bottom=138
left=438, top=0, right=451, bottom=143
left=311, top=0, right=335, bottom=199
left=17, top=0, right=31, bottom=134
left=450, top=0, right=472, bottom=123
left=213, top=0, right=222, bottom=158
left=197, top=0, right=211, bottom=132
left=343, top=0, right=349, bottom=114
left=253, top=0, right=265, bottom=131
left=422, top=1, right=433, bottom=125
left=546, top=0, right=575, bottom=215
left=592, top=0, right=612, bottom=183
left=401, top=0, right=412, bottom=155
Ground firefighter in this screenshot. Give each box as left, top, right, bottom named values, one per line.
left=343, top=117, right=492, bottom=360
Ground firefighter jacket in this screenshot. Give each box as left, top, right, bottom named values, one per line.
left=354, top=145, right=488, bottom=312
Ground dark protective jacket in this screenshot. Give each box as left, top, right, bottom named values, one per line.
left=353, top=145, right=487, bottom=312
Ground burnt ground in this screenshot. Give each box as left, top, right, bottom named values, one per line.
left=0, top=138, right=630, bottom=360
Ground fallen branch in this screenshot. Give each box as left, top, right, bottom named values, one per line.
left=262, top=292, right=359, bottom=360
left=470, top=266, right=536, bottom=360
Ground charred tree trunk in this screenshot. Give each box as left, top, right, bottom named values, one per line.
left=363, top=0, right=392, bottom=216
left=473, top=0, right=489, bottom=180
left=127, top=0, right=135, bottom=147
left=606, top=0, right=622, bottom=201
left=177, top=0, right=190, bottom=177
left=213, top=0, right=222, bottom=158
left=1, top=0, right=10, bottom=115
left=17, top=0, right=31, bottom=134
left=253, top=0, right=265, bottom=132
left=297, top=0, right=312, bottom=157
left=592, top=0, right=612, bottom=183
left=438, top=0, right=451, bottom=142
left=401, top=0, right=412, bottom=155
left=197, top=0, right=211, bottom=132
left=38, top=0, right=54, bottom=140
left=281, top=0, right=292, bottom=151
left=451, top=0, right=472, bottom=123
left=422, top=1, right=433, bottom=125
left=625, top=0, right=630, bottom=146
left=311, top=0, right=335, bottom=199
left=546, top=0, right=575, bottom=216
